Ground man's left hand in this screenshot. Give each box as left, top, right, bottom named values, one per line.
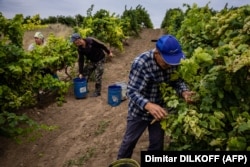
left=182, top=91, right=195, bottom=104
left=109, top=51, right=113, bottom=57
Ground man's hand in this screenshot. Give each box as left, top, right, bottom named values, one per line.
left=144, top=102, right=167, bottom=121
left=182, top=91, right=195, bottom=103
left=109, top=51, right=113, bottom=57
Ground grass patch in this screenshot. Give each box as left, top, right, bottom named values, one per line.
left=94, top=120, right=110, bottom=136
left=64, top=147, right=96, bottom=167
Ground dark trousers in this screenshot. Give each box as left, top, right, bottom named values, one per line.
left=117, top=115, right=164, bottom=159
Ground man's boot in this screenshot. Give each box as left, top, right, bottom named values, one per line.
left=91, top=83, right=101, bottom=97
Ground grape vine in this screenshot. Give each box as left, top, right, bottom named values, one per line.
left=160, top=4, right=250, bottom=151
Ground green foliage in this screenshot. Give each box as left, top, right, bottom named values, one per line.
left=40, top=14, right=80, bottom=27
left=176, top=3, right=216, bottom=57
left=0, top=14, right=77, bottom=139
left=22, top=14, right=48, bottom=30
left=121, top=5, right=153, bottom=36
left=134, top=5, right=153, bottom=28
left=0, top=111, right=38, bottom=138
left=160, top=4, right=250, bottom=151
left=0, top=111, right=57, bottom=143
left=207, top=5, right=250, bottom=47
left=94, top=120, right=110, bottom=136
left=161, top=8, right=184, bottom=36
left=75, top=7, right=126, bottom=51
left=0, top=14, right=37, bottom=111
left=64, top=147, right=96, bottom=167
left=34, top=33, right=77, bottom=71
left=71, top=4, right=153, bottom=51
left=0, top=13, right=24, bottom=47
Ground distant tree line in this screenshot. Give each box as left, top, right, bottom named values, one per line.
left=22, top=4, right=154, bottom=31
left=23, top=14, right=85, bottom=27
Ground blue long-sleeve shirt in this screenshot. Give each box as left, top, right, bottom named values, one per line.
left=127, top=50, right=189, bottom=121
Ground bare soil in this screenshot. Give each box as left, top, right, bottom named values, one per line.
left=0, top=27, right=164, bottom=167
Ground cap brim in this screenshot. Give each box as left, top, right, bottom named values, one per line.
left=70, top=36, right=80, bottom=43
left=70, top=38, right=76, bottom=43
left=34, top=35, right=43, bottom=39
left=161, top=52, right=185, bottom=65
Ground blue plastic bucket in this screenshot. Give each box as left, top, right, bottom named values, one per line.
left=108, top=85, right=122, bottom=106
left=115, top=82, right=127, bottom=100
left=73, top=78, right=87, bottom=99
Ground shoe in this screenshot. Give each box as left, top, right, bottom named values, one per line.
left=91, top=92, right=101, bottom=97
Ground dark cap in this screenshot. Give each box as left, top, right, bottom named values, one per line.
left=70, top=33, right=81, bottom=42
left=156, top=35, right=185, bottom=65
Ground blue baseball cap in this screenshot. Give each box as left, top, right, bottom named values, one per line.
left=70, top=33, right=81, bottom=42
left=156, top=35, right=185, bottom=65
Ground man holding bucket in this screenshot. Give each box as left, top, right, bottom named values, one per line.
left=70, top=33, right=112, bottom=97
left=117, top=35, right=194, bottom=159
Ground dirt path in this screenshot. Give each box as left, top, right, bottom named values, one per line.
left=0, top=28, right=164, bottom=167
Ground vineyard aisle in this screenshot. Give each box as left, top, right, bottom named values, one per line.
left=0, top=28, right=164, bottom=167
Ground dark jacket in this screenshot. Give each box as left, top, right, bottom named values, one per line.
left=77, top=37, right=110, bottom=74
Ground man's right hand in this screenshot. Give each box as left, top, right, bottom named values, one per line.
left=144, top=102, right=167, bottom=121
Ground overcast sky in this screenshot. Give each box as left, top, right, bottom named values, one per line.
left=0, top=0, right=249, bottom=28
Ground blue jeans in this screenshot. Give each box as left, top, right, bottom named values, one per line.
left=117, top=115, right=164, bottom=159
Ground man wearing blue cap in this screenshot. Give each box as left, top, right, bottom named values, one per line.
left=117, top=35, right=194, bottom=159
left=70, top=33, right=112, bottom=97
